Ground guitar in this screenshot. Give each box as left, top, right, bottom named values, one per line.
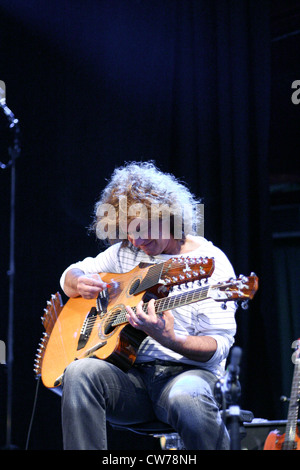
left=35, top=271, right=258, bottom=393
left=34, top=256, right=214, bottom=389
left=264, top=339, right=300, bottom=450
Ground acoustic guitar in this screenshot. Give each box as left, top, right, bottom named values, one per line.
left=264, top=339, right=300, bottom=450
left=34, top=258, right=258, bottom=392
left=34, top=256, right=214, bottom=389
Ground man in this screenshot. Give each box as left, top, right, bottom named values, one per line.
left=60, top=161, right=237, bottom=450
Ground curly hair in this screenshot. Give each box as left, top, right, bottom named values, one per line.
left=90, top=161, right=202, bottom=245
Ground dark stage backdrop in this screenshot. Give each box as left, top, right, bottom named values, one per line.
left=0, top=0, right=297, bottom=450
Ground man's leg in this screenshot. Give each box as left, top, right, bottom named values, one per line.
left=61, top=358, right=156, bottom=450
left=153, top=367, right=229, bottom=450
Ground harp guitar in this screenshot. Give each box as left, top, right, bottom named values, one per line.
left=34, top=259, right=258, bottom=393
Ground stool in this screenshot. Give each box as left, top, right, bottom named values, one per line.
left=109, top=409, right=254, bottom=450
left=109, top=421, right=183, bottom=449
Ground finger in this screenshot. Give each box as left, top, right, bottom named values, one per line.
left=126, top=305, right=142, bottom=323
left=85, top=274, right=109, bottom=290
left=125, top=305, right=145, bottom=330
left=125, top=311, right=142, bottom=329
left=146, top=298, right=157, bottom=318
left=87, top=274, right=108, bottom=289
left=78, top=275, right=108, bottom=299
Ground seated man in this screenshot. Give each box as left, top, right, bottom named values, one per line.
left=60, top=161, right=237, bottom=450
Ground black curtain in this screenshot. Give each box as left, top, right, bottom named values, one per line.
left=0, top=0, right=280, bottom=450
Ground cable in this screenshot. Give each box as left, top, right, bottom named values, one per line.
left=25, top=377, right=41, bottom=450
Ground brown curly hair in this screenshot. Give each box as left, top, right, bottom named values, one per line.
left=90, top=161, right=202, bottom=245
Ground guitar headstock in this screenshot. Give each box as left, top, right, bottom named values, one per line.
left=209, top=273, right=259, bottom=306
left=161, top=256, right=215, bottom=287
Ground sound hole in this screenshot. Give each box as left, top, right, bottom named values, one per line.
left=129, top=279, right=141, bottom=295
left=103, top=309, right=122, bottom=335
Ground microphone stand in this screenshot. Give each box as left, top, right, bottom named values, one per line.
left=0, top=96, right=21, bottom=450
left=215, top=346, right=242, bottom=450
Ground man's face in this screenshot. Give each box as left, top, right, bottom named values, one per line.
left=127, top=217, right=175, bottom=256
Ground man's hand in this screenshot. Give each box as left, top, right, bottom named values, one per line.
left=76, top=273, right=108, bottom=299
left=125, top=298, right=217, bottom=363
left=125, top=299, right=176, bottom=346
left=64, top=269, right=108, bottom=299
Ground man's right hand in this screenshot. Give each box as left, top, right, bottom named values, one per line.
left=63, top=269, right=108, bottom=299
left=76, top=273, right=108, bottom=299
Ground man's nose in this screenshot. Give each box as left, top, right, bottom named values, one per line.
left=129, top=236, right=144, bottom=247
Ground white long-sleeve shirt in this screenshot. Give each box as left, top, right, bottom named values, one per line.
left=60, top=236, right=237, bottom=378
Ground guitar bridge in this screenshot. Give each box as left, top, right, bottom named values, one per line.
left=77, top=307, right=98, bottom=350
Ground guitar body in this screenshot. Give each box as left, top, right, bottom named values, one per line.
left=41, top=268, right=151, bottom=390
left=263, top=430, right=284, bottom=450
left=264, top=429, right=300, bottom=450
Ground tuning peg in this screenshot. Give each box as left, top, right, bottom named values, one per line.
left=241, top=300, right=249, bottom=310
left=280, top=395, right=290, bottom=402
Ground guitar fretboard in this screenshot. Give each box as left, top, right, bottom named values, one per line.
left=111, top=284, right=210, bottom=327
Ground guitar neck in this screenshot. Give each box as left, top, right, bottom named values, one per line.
left=150, top=285, right=210, bottom=314
left=109, top=274, right=257, bottom=329
left=283, top=359, right=300, bottom=450
left=112, top=284, right=210, bottom=327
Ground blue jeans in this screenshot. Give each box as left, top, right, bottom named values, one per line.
left=61, top=358, right=229, bottom=450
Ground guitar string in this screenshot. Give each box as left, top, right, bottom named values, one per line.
left=75, top=257, right=213, bottom=344
left=81, top=284, right=211, bottom=332
left=81, top=277, right=251, bottom=332
left=80, top=258, right=213, bottom=333
left=41, top=258, right=211, bottom=334
left=73, top=257, right=213, bottom=334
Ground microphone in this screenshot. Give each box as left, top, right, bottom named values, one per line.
left=0, top=100, right=19, bottom=129
left=0, top=80, right=19, bottom=129
left=214, top=346, right=242, bottom=406
left=228, top=346, right=242, bottom=378
left=0, top=82, right=21, bottom=170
